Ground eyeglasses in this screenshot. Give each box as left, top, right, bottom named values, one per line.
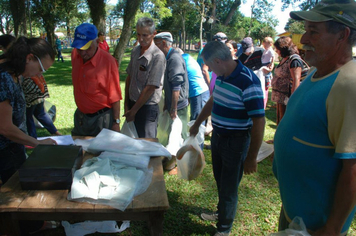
left=34, top=55, right=46, bottom=73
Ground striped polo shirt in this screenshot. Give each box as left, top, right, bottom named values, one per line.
left=212, top=60, right=264, bottom=135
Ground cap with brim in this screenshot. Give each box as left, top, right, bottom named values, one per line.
left=290, top=0, right=356, bottom=30
left=71, top=23, right=98, bottom=50
left=154, top=32, right=173, bottom=42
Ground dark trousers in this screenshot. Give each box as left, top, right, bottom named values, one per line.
left=211, top=130, right=251, bottom=233
left=26, top=102, right=57, bottom=138
left=0, top=143, right=26, bottom=184
left=72, top=108, right=113, bottom=137
left=129, top=100, right=159, bottom=139
left=57, top=49, right=63, bottom=62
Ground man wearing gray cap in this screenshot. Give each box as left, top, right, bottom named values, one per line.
left=124, top=17, right=165, bottom=138
left=154, top=32, right=189, bottom=171
left=272, top=1, right=356, bottom=235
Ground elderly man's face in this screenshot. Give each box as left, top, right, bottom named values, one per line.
left=77, top=39, right=98, bottom=62
left=300, top=21, right=340, bottom=68
left=137, top=26, right=155, bottom=49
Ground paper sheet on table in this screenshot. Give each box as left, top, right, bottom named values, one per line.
left=37, top=135, right=74, bottom=145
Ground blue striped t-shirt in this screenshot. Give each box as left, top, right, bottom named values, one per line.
left=212, top=60, right=264, bottom=134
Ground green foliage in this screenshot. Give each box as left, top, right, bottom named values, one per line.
left=0, top=0, right=13, bottom=34
left=289, top=21, right=305, bottom=34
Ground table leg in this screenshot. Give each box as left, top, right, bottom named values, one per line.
left=0, top=213, right=20, bottom=236
left=148, top=211, right=164, bottom=236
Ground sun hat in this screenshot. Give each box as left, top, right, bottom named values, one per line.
left=154, top=32, right=173, bottom=42
left=71, top=23, right=98, bottom=50
left=241, top=37, right=253, bottom=53
left=290, top=0, right=356, bottom=30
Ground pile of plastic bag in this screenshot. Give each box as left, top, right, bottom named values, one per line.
left=70, top=129, right=171, bottom=211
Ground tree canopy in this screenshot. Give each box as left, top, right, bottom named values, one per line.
left=1, top=0, right=316, bottom=63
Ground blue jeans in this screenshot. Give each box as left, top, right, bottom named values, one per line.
left=26, top=102, right=57, bottom=138
left=0, top=143, right=26, bottom=184
left=190, top=90, right=210, bottom=149
left=190, top=90, right=210, bottom=122
left=211, top=129, right=251, bottom=233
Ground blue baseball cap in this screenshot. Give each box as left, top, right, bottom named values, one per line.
left=71, top=23, right=98, bottom=50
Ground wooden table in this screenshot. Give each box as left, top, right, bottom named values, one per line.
left=0, top=153, right=169, bottom=236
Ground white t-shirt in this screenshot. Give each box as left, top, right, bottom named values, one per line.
left=261, top=47, right=274, bottom=64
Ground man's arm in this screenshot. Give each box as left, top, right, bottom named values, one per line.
left=313, top=159, right=356, bottom=236
left=244, top=116, right=265, bottom=174
left=189, top=96, right=213, bottom=137
left=124, top=75, right=131, bottom=114
left=202, top=64, right=210, bottom=86
left=111, top=100, right=121, bottom=132
left=170, top=90, right=180, bottom=119
left=124, top=85, right=156, bottom=122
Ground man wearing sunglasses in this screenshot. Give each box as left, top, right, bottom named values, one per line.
left=71, top=23, right=122, bottom=136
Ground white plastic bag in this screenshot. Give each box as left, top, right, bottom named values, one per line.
left=121, top=121, right=139, bottom=138
left=176, top=136, right=206, bottom=180
left=166, top=116, right=183, bottom=156
left=268, top=216, right=311, bottom=236
left=62, top=220, right=130, bottom=236
left=187, top=120, right=206, bottom=145
left=157, top=110, right=171, bottom=146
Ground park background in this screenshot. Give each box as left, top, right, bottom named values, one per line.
left=2, top=0, right=356, bottom=235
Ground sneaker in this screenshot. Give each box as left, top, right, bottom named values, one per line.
left=214, top=232, right=230, bottom=236
left=201, top=212, right=218, bottom=221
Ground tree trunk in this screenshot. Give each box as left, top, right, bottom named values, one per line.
left=113, top=0, right=142, bottom=67
left=181, top=14, right=186, bottom=52
left=87, top=0, right=106, bottom=32
left=223, top=0, right=241, bottom=26
left=9, top=0, right=27, bottom=37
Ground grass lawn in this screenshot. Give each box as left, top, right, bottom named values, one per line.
left=34, top=48, right=355, bottom=236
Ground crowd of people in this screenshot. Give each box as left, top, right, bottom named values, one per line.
left=1, top=0, right=356, bottom=235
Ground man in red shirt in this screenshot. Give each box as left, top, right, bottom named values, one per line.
left=98, top=31, right=110, bottom=53
left=71, top=23, right=122, bottom=136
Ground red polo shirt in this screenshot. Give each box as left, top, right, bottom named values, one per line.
left=71, top=48, right=122, bottom=114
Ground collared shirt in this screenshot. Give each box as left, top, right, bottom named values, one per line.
left=212, top=60, right=264, bottom=134
left=126, top=42, right=165, bottom=104
left=71, top=48, right=122, bottom=114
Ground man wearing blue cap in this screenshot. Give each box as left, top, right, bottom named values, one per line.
left=71, top=23, right=122, bottom=136
left=273, top=0, right=356, bottom=235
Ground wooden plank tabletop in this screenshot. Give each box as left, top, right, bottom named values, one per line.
left=0, top=157, right=169, bottom=214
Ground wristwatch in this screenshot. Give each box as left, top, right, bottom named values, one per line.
left=113, top=118, right=120, bottom=124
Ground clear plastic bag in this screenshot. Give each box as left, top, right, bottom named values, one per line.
left=166, top=116, right=183, bottom=156
left=187, top=120, right=206, bottom=145
left=268, top=217, right=311, bottom=236
left=176, top=136, right=206, bottom=181
left=121, top=121, right=139, bottom=138
left=157, top=110, right=171, bottom=146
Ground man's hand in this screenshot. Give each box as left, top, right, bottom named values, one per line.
left=112, top=122, right=121, bottom=133
left=312, top=227, right=339, bottom=236
left=124, top=109, right=136, bottom=122
left=244, top=156, right=257, bottom=174
left=170, top=109, right=177, bottom=120
left=189, top=122, right=200, bottom=137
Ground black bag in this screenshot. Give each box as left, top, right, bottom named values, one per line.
left=19, top=145, right=83, bottom=190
